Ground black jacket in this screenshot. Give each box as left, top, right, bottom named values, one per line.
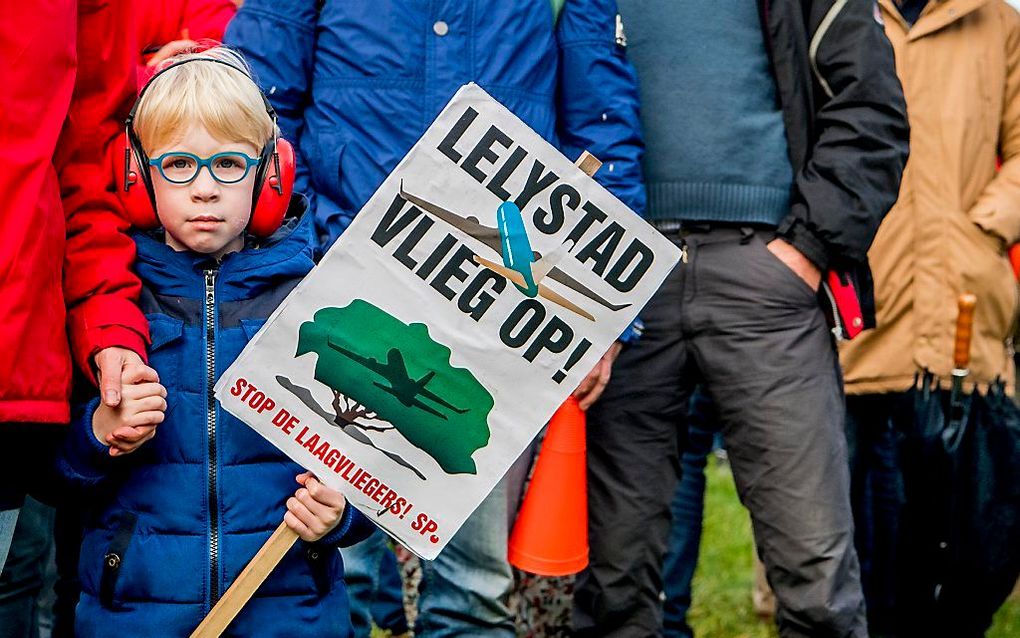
left=761, top=0, right=910, bottom=328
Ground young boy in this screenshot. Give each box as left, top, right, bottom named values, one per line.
left=57, top=46, right=373, bottom=636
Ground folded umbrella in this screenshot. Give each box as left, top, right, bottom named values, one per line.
left=898, top=294, right=1020, bottom=637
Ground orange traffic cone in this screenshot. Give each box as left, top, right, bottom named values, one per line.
left=508, top=396, right=588, bottom=576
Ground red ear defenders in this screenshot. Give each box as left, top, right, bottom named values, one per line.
left=114, top=56, right=296, bottom=238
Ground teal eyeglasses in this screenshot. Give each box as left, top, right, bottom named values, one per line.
left=148, top=151, right=261, bottom=185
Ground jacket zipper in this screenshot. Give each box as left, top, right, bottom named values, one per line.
left=821, top=280, right=845, bottom=343
left=204, top=268, right=221, bottom=607
left=808, top=0, right=849, bottom=99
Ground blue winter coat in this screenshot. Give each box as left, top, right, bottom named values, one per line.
left=226, top=0, right=646, bottom=247
left=59, top=206, right=375, bottom=637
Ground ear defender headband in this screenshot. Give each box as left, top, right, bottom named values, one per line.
left=114, top=56, right=296, bottom=238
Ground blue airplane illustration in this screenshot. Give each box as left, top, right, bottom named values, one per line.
left=492, top=199, right=553, bottom=297
left=399, top=182, right=632, bottom=321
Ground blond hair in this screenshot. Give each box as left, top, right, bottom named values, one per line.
left=134, top=47, right=277, bottom=156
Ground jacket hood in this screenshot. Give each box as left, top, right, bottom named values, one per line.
left=133, top=195, right=316, bottom=302
left=881, top=0, right=990, bottom=38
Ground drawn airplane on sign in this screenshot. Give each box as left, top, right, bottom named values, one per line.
left=327, top=340, right=469, bottom=420
left=399, top=182, right=631, bottom=322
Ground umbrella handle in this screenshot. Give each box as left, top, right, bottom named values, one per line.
left=953, top=293, right=977, bottom=372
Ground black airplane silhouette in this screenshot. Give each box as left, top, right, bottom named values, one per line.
left=327, top=340, right=469, bottom=420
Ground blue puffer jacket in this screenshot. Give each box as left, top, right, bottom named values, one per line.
left=59, top=204, right=375, bottom=637
left=226, top=0, right=646, bottom=247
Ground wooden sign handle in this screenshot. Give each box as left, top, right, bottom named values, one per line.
left=190, top=522, right=299, bottom=638
left=574, top=151, right=602, bottom=177
left=953, top=293, right=978, bottom=371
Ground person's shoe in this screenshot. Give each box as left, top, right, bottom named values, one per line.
left=712, top=447, right=729, bottom=466
left=751, top=555, right=776, bottom=619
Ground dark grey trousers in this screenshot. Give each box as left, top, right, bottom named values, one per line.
left=573, top=226, right=867, bottom=638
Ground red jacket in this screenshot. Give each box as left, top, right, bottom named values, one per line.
left=0, top=0, right=149, bottom=424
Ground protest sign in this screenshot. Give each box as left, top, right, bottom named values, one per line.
left=214, top=83, right=681, bottom=559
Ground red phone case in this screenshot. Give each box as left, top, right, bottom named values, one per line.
left=823, top=270, right=864, bottom=340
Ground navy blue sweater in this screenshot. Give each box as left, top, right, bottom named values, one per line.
left=617, top=0, right=794, bottom=226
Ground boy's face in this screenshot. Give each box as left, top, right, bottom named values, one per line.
left=149, top=123, right=260, bottom=260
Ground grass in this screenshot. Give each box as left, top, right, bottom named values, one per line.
left=690, top=457, right=1020, bottom=638
left=686, top=457, right=779, bottom=638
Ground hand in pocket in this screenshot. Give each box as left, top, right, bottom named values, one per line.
left=766, top=238, right=821, bottom=292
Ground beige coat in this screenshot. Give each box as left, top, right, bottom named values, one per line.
left=840, top=0, right=1020, bottom=394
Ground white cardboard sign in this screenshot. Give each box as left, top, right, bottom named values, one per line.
left=215, top=83, right=681, bottom=559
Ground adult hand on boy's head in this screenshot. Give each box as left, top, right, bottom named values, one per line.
left=95, top=347, right=154, bottom=407
left=92, top=367, right=168, bottom=457
left=146, top=39, right=198, bottom=67
left=285, top=472, right=347, bottom=542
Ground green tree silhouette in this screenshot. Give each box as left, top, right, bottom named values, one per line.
left=296, top=300, right=493, bottom=474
